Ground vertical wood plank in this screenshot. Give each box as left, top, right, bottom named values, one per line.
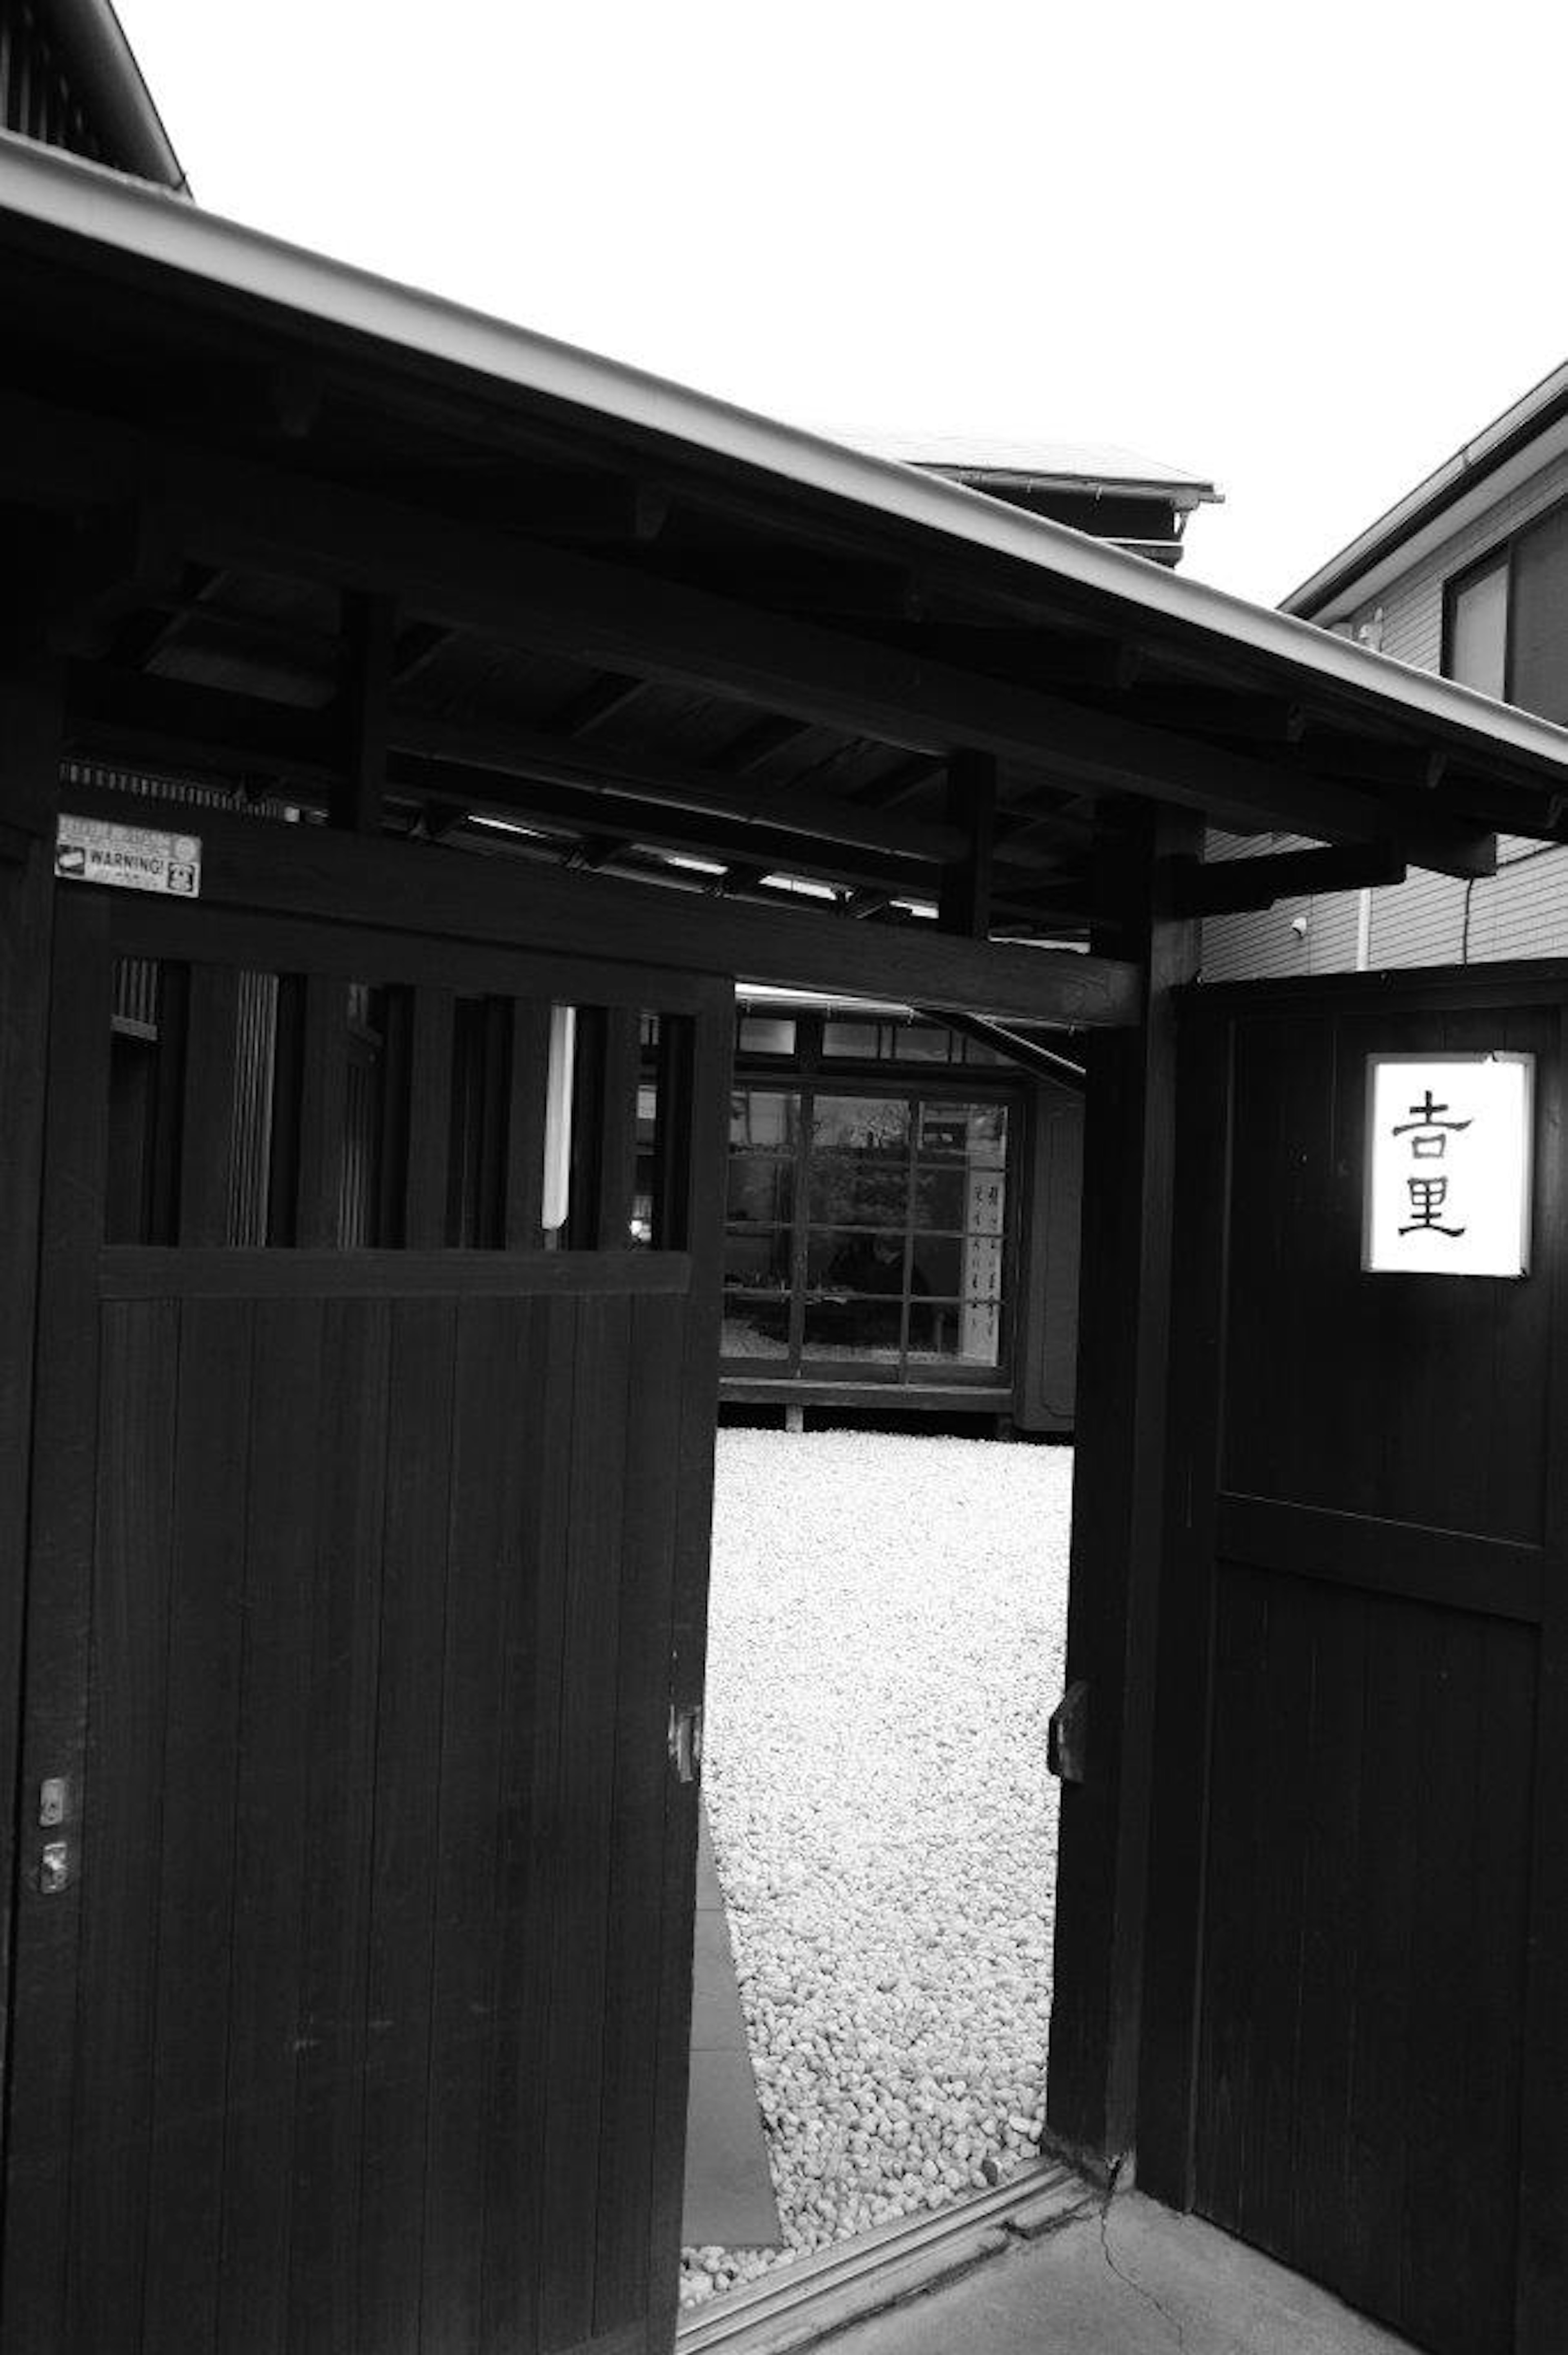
left=539, top=1294, right=634, bottom=2349
left=572, top=1006, right=642, bottom=1251
left=1286, top=1586, right=1369, bottom=2293
left=138, top=1295, right=256, bottom=2352
left=356, top=1296, right=458, bottom=2355
left=403, top=987, right=455, bottom=1248
left=213, top=1296, right=325, bottom=2355
left=420, top=1297, right=530, bottom=2350
left=176, top=960, right=242, bottom=1245
left=594, top=1292, right=686, bottom=2338
left=0, top=822, right=56, bottom=2191
left=1518, top=1005, right=1568, bottom=2353
left=504, top=997, right=551, bottom=1250
left=283, top=1300, right=390, bottom=2355
left=0, top=889, right=111, bottom=2355
left=1235, top=1574, right=1315, bottom=2265
left=1192, top=1566, right=1269, bottom=2236
left=478, top=1293, right=574, bottom=2355
left=65, top=1299, right=179, bottom=2352
left=295, top=973, right=349, bottom=1249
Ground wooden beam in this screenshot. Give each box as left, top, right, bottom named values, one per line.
left=56, top=779, right=1142, bottom=1027
left=938, top=749, right=995, bottom=938
left=1118, top=688, right=1307, bottom=744
left=546, top=673, right=648, bottom=738
left=386, top=713, right=966, bottom=865
left=387, top=760, right=940, bottom=895
left=0, top=392, right=1492, bottom=870
left=1170, top=840, right=1408, bottom=918
left=332, top=590, right=395, bottom=833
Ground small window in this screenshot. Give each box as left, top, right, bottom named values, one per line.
left=737, top=1014, right=798, bottom=1056
left=1448, top=559, right=1508, bottom=700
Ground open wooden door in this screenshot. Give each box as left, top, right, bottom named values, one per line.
left=1140, top=972, right=1568, bottom=2355
left=1, top=882, right=729, bottom=2355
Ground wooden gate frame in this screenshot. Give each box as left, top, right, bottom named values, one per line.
left=1131, top=959, right=1568, bottom=2355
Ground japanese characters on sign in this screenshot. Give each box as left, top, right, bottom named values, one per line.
left=1363, top=1053, right=1533, bottom=1278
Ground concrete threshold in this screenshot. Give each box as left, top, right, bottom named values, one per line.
left=676, top=2161, right=1096, bottom=2355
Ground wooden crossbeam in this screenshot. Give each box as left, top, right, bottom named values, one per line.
left=0, top=390, right=1496, bottom=874
left=1170, top=841, right=1409, bottom=919
left=388, top=714, right=965, bottom=865
left=55, top=778, right=1142, bottom=1027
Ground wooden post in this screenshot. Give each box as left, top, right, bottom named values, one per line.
left=1045, top=801, right=1198, bottom=2172
left=0, top=660, right=62, bottom=2147
left=938, top=749, right=996, bottom=938
left=332, top=590, right=395, bottom=834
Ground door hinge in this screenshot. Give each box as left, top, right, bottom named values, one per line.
left=668, top=1702, right=703, bottom=1785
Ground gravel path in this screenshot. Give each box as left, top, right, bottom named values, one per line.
left=682, top=1428, right=1074, bottom=2308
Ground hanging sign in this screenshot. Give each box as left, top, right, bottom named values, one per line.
left=55, top=813, right=202, bottom=898
left=1363, top=1052, right=1533, bottom=1277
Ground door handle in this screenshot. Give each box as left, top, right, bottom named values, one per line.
left=668, top=1703, right=703, bottom=1785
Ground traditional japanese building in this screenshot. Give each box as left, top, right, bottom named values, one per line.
left=2, top=15, right=1567, bottom=2355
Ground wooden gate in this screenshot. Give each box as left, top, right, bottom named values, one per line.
left=1, top=883, right=729, bottom=2355
left=1139, top=969, right=1568, bottom=2355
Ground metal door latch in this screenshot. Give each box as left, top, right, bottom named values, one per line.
left=668, top=1703, right=703, bottom=1785
left=38, top=1841, right=69, bottom=1895
left=1047, top=1681, right=1089, bottom=1785
left=38, top=1777, right=67, bottom=1828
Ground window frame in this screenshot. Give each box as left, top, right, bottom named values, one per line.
left=1440, top=489, right=1568, bottom=708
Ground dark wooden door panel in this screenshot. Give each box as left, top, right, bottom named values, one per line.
left=1194, top=1565, right=1534, bottom=2355
left=1151, top=980, right=1566, bottom=2355
left=9, top=1279, right=688, bottom=2355
left=3, top=890, right=731, bottom=2355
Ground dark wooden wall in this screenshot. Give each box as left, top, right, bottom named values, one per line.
left=1140, top=973, right=1568, bottom=2355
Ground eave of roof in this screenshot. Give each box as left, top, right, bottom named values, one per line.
left=1283, top=355, right=1568, bottom=621
left=4, top=134, right=1568, bottom=795
left=830, top=429, right=1222, bottom=508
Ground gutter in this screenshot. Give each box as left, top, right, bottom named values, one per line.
left=3, top=138, right=1568, bottom=789
left=1283, top=355, right=1568, bottom=620
left=47, top=0, right=189, bottom=194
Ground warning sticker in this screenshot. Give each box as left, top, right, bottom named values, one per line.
left=55, top=815, right=202, bottom=899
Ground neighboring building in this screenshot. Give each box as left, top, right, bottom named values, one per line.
left=0, top=0, right=187, bottom=187
left=845, top=431, right=1220, bottom=566
left=1204, top=363, right=1568, bottom=980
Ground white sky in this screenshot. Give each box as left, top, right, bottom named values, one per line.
left=115, top=0, right=1568, bottom=609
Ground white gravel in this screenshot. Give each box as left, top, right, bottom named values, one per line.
left=681, top=1428, right=1074, bottom=2308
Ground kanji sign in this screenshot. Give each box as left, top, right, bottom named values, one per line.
left=1363, top=1053, right=1533, bottom=1277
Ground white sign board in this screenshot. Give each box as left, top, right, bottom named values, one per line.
left=1363, top=1053, right=1533, bottom=1277
left=55, top=813, right=201, bottom=898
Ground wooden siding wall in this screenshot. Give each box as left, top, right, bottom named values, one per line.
left=1203, top=442, right=1568, bottom=984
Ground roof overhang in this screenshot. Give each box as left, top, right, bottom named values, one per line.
left=4, top=132, right=1568, bottom=1015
